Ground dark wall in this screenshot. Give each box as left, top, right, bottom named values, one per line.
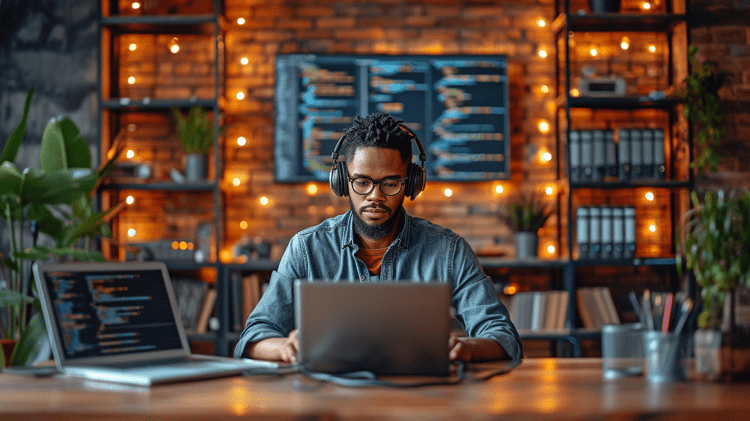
left=0, top=0, right=99, bottom=170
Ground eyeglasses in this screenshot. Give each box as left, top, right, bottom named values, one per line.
left=348, top=176, right=405, bottom=196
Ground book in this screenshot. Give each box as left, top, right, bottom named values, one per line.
left=241, top=273, right=264, bottom=326
left=641, top=129, right=655, bottom=179
left=624, top=206, right=636, bottom=259
left=605, top=129, right=618, bottom=179
left=600, top=206, right=613, bottom=260
left=171, top=277, right=209, bottom=333
left=596, top=287, right=621, bottom=325
left=630, top=129, right=643, bottom=180
left=576, top=288, right=597, bottom=329
left=617, top=128, right=631, bottom=181
left=576, top=207, right=590, bottom=260
left=612, top=206, right=625, bottom=259
left=654, top=128, right=666, bottom=180
left=569, top=130, right=581, bottom=182
left=580, top=130, right=594, bottom=181
left=593, top=129, right=606, bottom=181
left=588, top=206, right=601, bottom=260
left=194, top=288, right=217, bottom=335
left=530, top=292, right=547, bottom=331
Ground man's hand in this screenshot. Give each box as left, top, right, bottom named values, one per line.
left=247, top=329, right=299, bottom=362
left=449, top=335, right=507, bottom=362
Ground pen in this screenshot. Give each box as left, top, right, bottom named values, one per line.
left=629, top=291, right=643, bottom=324
left=674, top=298, right=694, bottom=335
left=643, top=289, right=655, bottom=330
left=661, top=293, right=674, bottom=333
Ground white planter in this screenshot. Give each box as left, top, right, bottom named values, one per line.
left=515, top=231, right=538, bottom=259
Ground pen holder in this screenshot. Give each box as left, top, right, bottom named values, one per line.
left=602, top=323, right=644, bottom=379
left=643, top=331, right=690, bottom=383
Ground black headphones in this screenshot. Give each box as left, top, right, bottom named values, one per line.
left=329, top=124, right=427, bottom=201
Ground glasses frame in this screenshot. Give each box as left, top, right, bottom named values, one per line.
left=347, top=175, right=406, bottom=196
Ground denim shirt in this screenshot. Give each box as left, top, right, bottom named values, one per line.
left=234, top=209, right=523, bottom=362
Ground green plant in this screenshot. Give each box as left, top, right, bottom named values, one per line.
left=0, top=89, right=120, bottom=366
left=171, top=106, right=218, bottom=155
left=675, top=45, right=731, bottom=173
left=505, top=194, right=553, bottom=233
left=677, top=190, right=750, bottom=329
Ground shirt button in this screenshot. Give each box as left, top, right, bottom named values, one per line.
left=360, top=275, right=365, bottom=281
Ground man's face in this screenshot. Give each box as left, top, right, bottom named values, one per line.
left=346, top=146, right=408, bottom=240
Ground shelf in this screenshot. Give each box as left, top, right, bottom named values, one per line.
left=101, top=181, right=217, bottom=191
left=572, top=257, right=677, bottom=267
left=557, top=95, right=680, bottom=110
left=569, top=180, right=691, bottom=189
left=553, top=13, right=687, bottom=33
left=100, top=98, right=218, bottom=110
left=224, top=260, right=283, bottom=272
left=479, top=257, right=568, bottom=270
left=100, top=15, right=218, bottom=35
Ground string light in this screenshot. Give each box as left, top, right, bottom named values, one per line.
left=540, top=85, right=550, bottom=94
left=547, top=244, right=556, bottom=255
left=126, top=196, right=135, bottom=205
left=128, top=229, right=136, bottom=237
left=590, top=48, right=598, bottom=57
left=545, top=185, right=555, bottom=195
left=538, top=120, right=550, bottom=134
left=237, top=136, right=247, bottom=146
left=232, top=178, right=241, bottom=187
left=537, top=19, right=546, bottom=27
left=494, top=184, right=504, bottom=194
left=642, top=2, right=652, bottom=10
left=538, top=49, right=548, bottom=58
left=127, top=76, right=136, bottom=84
left=259, top=196, right=269, bottom=206
left=307, top=183, right=318, bottom=195
left=126, top=149, right=135, bottom=159
left=237, top=17, right=246, bottom=25
left=240, top=221, right=248, bottom=230
left=645, top=191, right=655, bottom=201
left=129, top=43, right=137, bottom=51
left=240, top=57, right=249, bottom=65
left=649, top=224, right=656, bottom=233
left=540, top=149, right=553, bottom=163
left=444, top=188, right=453, bottom=197
left=570, top=88, right=580, bottom=97
left=648, top=45, right=656, bottom=53
left=169, top=37, right=180, bottom=54
left=620, top=37, right=630, bottom=50
left=132, top=2, right=140, bottom=9
left=236, top=92, right=245, bottom=100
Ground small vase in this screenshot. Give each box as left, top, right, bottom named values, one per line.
left=1, top=339, right=17, bottom=367
left=515, top=231, right=539, bottom=259
left=694, top=329, right=722, bottom=380
left=185, top=154, right=207, bottom=181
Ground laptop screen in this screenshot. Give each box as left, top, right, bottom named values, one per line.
left=36, top=263, right=186, bottom=361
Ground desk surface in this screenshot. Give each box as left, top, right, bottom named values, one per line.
left=1, top=358, right=748, bottom=421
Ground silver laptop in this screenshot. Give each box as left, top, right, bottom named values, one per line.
left=294, top=280, right=452, bottom=376
left=33, top=261, right=274, bottom=386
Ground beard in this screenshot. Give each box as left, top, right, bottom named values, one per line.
left=349, top=199, right=404, bottom=241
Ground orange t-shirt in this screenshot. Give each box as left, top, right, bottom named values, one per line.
left=356, top=247, right=388, bottom=275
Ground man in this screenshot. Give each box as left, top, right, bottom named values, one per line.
left=234, top=112, right=522, bottom=364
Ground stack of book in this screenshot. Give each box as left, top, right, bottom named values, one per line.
left=576, top=287, right=621, bottom=329
left=569, top=128, right=666, bottom=183
left=576, top=205, right=636, bottom=260
left=509, top=291, right=570, bottom=332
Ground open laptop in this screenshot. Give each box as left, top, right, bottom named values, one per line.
left=33, top=261, right=275, bottom=386
left=294, top=280, right=452, bottom=376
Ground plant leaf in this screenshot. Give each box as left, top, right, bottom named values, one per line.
left=0, top=89, right=33, bottom=165
left=19, top=168, right=97, bottom=206
left=57, top=116, right=92, bottom=169
left=40, top=119, right=68, bottom=173
left=9, top=312, right=46, bottom=367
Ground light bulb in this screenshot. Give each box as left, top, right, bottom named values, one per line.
left=128, top=229, right=136, bottom=237
left=645, top=192, right=655, bottom=201
left=126, top=149, right=135, bottom=159
left=237, top=136, right=247, bottom=146
left=132, top=2, right=140, bottom=10
left=538, top=49, right=548, bottom=58
left=538, top=19, right=546, bottom=27
left=129, top=43, right=136, bottom=51
left=538, top=121, right=550, bottom=134
left=240, top=221, right=248, bottom=229
left=495, top=184, right=504, bottom=194
left=126, top=196, right=135, bottom=205
left=649, top=224, right=656, bottom=233
left=236, top=92, right=245, bottom=100
left=643, top=2, right=652, bottom=10
left=648, top=45, right=656, bottom=53
left=260, top=196, right=269, bottom=206
left=169, top=37, right=179, bottom=54
left=541, top=85, right=550, bottom=94
left=547, top=244, right=556, bottom=254
left=240, top=57, right=249, bottom=65
left=237, top=17, right=246, bottom=25
left=232, top=178, right=241, bottom=186
left=127, top=76, right=136, bottom=84
left=307, top=183, right=318, bottom=195
left=590, top=48, right=598, bottom=57
left=620, top=36, right=630, bottom=50
left=444, top=188, right=453, bottom=197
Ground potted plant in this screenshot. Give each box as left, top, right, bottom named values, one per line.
left=505, top=193, right=553, bottom=259
left=171, top=106, right=219, bottom=181
left=675, top=45, right=731, bottom=174
left=0, top=89, right=121, bottom=367
left=678, top=189, right=750, bottom=380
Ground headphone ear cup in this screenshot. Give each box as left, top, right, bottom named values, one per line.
left=405, top=163, right=426, bottom=200
left=329, top=161, right=349, bottom=197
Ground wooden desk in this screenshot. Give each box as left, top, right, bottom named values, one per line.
left=1, top=358, right=748, bottom=420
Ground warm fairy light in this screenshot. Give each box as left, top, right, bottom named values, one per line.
left=538, top=49, right=548, bottom=58
left=642, top=2, right=652, bottom=10
left=504, top=284, right=518, bottom=295
left=545, top=185, right=555, bottom=195
left=126, top=149, right=135, bottom=159
left=237, top=136, right=247, bottom=146
left=649, top=224, right=657, bottom=233
left=172, top=241, right=179, bottom=250
left=648, top=45, right=656, bottom=53
left=169, top=37, right=180, bottom=54
left=620, top=37, right=630, bottom=50
left=179, top=241, right=188, bottom=250
left=240, top=221, right=248, bottom=230
left=237, top=17, right=246, bottom=25
left=126, top=196, right=135, bottom=205
left=590, top=48, right=598, bottom=57
left=128, top=76, right=136, bottom=84
left=232, top=178, right=241, bottom=186
left=187, top=242, right=194, bottom=250
left=540, top=150, right=553, bottom=163
left=236, top=91, right=245, bottom=100
left=538, top=120, right=550, bottom=134
left=259, top=196, right=269, bottom=206
left=541, top=85, right=550, bottom=94
left=537, top=19, right=546, bottom=27
left=494, top=184, right=504, bottom=194
left=444, top=188, right=453, bottom=197
left=645, top=191, right=655, bottom=201
left=132, top=2, right=140, bottom=9
left=547, top=244, right=556, bottom=254
left=129, top=43, right=136, bottom=51
left=128, top=229, right=136, bottom=237
left=571, top=88, right=580, bottom=97
left=307, top=183, right=318, bottom=195
left=240, top=57, right=249, bottom=65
